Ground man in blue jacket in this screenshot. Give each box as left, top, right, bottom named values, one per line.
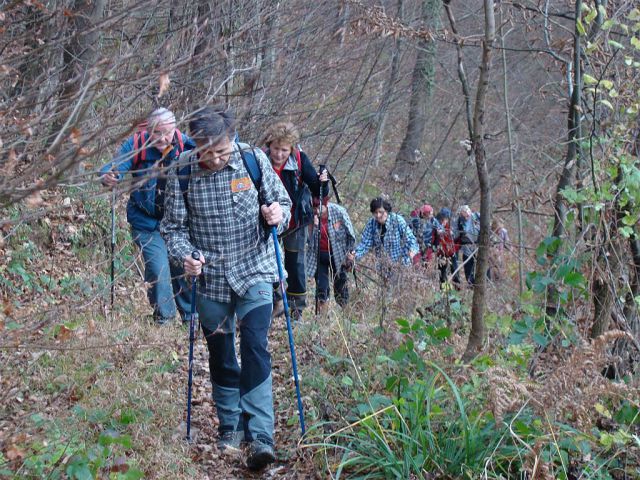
left=100, top=108, right=196, bottom=324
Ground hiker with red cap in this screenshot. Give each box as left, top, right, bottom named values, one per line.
left=305, top=192, right=356, bottom=315
left=409, top=203, right=438, bottom=266
left=99, top=108, right=196, bottom=325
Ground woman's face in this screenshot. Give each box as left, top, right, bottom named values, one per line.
left=373, top=207, right=388, bottom=225
left=269, top=140, right=292, bottom=168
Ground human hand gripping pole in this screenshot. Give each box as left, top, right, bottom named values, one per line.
left=186, top=250, right=201, bottom=442
left=270, top=225, right=306, bottom=435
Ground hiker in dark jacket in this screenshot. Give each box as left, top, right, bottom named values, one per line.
left=455, top=204, right=480, bottom=285
left=99, top=108, right=196, bottom=324
left=306, top=194, right=356, bottom=314
left=262, top=121, right=328, bottom=319
left=161, top=106, right=291, bottom=470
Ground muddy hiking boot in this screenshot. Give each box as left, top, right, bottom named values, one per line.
left=271, top=300, right=284, bottom=319
left=217, top=430, right=244, bottom=455
left=246, top=440, right=275, bottom=470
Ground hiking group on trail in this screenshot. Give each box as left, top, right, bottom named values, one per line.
left=99, top=105, right=510, bottom=471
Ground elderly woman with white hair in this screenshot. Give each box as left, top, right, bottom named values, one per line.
left=455, top=204, right=480, bottom=285
left=100, top=108, right=196, bottom=325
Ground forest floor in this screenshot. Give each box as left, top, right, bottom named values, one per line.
left=0, top=222, right=453, bottom=479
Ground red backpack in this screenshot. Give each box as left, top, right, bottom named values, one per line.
left=434, top=225, right=458, bottom=257
left=132, top=125, right=185, bottom=170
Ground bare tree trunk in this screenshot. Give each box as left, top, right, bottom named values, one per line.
left=551, top=0, right=583, bottom=241
left=373, top=0, right=404, bottom=167
left=499, top=6, right=524, bottom=295
left=462, top=0, right=496, bottom=362
left=47, top=0, right=105, bottom=155
left=392, top=0, right=440, bottom=183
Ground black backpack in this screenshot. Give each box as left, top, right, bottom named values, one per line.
left=291, top=149, right=314, bottom=228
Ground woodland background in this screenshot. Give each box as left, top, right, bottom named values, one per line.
left=0, top=0, right=639, bottom=478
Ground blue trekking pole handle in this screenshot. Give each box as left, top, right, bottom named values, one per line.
left=271, top=226, right=306, bottom=435
left=186, top=250, right=200, bottom=442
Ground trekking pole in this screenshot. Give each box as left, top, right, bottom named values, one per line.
left=186, top=250, right=201, bottom=442
left=110, top=187, right=116, bottom=313
left=271, top=226, right=306, bottom=435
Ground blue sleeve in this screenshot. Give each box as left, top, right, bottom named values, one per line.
left=355, top=219, right=375, bottom=259
left=99, top=137, right=135, bottom=179
left=181, top=133, right=197, bottom=150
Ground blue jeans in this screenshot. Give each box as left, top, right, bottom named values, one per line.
left=198, top=283, right=274, bottom=445
left=132, top=229, right=191, bottom=320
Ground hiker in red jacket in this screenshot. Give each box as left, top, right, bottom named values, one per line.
left=262, top=122, right=328, bottom=320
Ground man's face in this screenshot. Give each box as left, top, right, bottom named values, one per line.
left=269, top=140, right=292, bottom=168
left=373, top=207, right=388, bottom=225
left=197, top=136, right=233, bottom=171
left=148, top=121, right=176, bottom=151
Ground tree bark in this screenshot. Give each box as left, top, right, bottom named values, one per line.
left=462, top=0, right=496, bottom=362
left=392, top=0, right=440, bottom=183
left=499, top=6, right=524, bottom=295
left=551, top=0, right=583, bottom=241
left=47, top=0, right=105, bottom=155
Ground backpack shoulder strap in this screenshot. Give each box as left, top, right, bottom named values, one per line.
left=132, top=131, right=148, bottom=170
left=175, top=129, right=184, bottom=153
left=176, top=153, right=192, bottom=208
left=237, top=143, right=262, bottom=191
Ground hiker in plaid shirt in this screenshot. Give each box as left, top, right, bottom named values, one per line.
left=349, top=197, right=419, bottom=268
left=161, top=106, right=291, bottom=471
left=306, top=193, right=356, bottom=313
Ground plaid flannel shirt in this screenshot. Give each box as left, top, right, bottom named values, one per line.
left=160, top=143, right=292, bottom=303
left=355, top=212, right=419, bottom=265
left=305, top=203, right=356, bottom=278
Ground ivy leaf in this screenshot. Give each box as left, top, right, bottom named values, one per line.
left=631, top=37, right=640, bottom=51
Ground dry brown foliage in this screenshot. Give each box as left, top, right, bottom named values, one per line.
left=487, top=330, right=638, bottom=428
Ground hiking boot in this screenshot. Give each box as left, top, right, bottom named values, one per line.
left=217, top=430, right=244, bottom=455
left=246, top=440, right=275, bottom=471
left=153, top=315, right=174, bottom=326
left=290, top=308, right=303, bottom=322
left=272, top=300, right=284, bottom=318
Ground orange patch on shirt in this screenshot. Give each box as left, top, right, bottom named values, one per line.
left=231, top=177, right=252, bottom=192
left=333, top=221, right=342, bottom=230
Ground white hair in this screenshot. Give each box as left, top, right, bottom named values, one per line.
left=459, top=205, right=472, bottom=215
left=148, top=108, right=176, bottom=128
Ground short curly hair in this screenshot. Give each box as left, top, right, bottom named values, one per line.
left=261, top=121, right=299, bottom=150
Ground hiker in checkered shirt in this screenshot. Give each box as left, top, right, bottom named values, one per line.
left=348, top=197, right=419, bottom=268
left=160, top=106, right=291, bottom=470
left=306, top=193, right=356, bottom=314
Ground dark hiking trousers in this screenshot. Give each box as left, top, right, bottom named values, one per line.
left=315, top=251, right=349, bottom=306
left=273, top=228, right=307, bottom=311
left=198, top=282, right=274, bottom=446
